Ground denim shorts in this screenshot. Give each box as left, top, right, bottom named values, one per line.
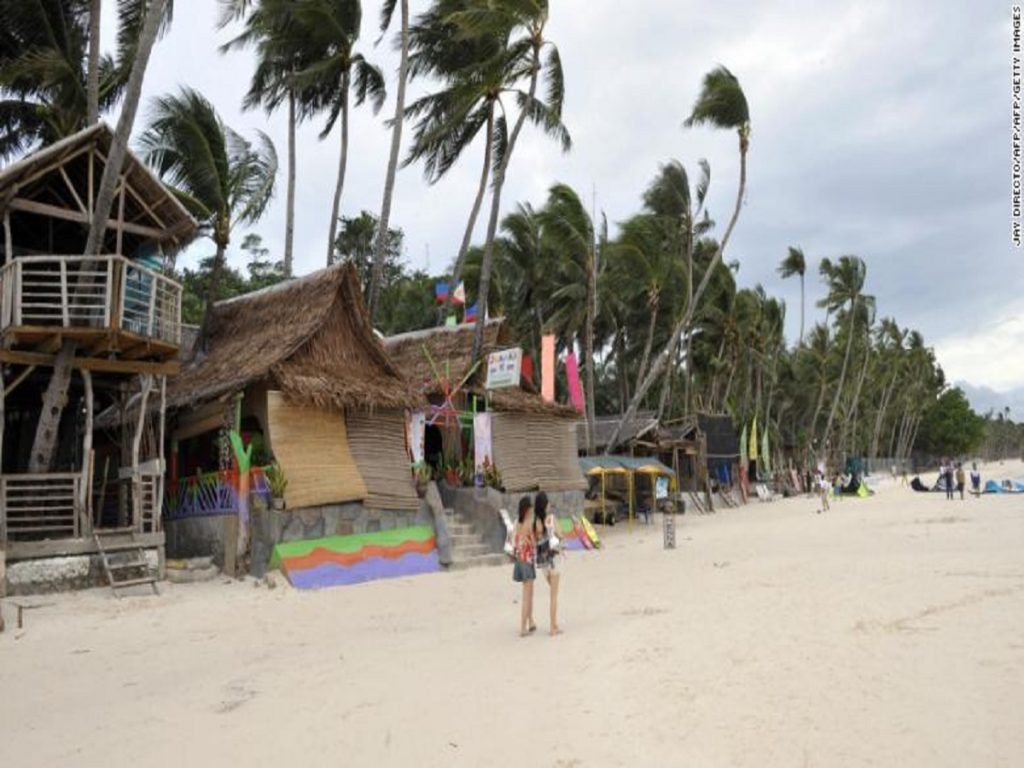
left=513, top=561, right=536, bottom=582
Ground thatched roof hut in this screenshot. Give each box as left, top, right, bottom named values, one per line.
left=168, top=263, right=417, bottom=412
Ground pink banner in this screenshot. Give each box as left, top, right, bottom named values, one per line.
left=565, top=352, right=584, bottom=413
left=541, top=335, right=555, bottom=403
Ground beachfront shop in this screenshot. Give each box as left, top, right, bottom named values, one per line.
left=579, top=456, right=677, bottom=527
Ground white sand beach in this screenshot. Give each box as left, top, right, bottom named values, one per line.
left=2, top=462, right=1023, bottom=768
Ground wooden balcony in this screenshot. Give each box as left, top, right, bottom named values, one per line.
left=0, top=255, right=182, bottom=371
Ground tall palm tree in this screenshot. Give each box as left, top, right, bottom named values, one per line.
left=777, top=246, right=806, bottom=345
left=817, top=255, right=873, bottom=457
left=456, top=0, right=569, bottom=362
left=219, top=0, right=323, bottom=277
left=29, top=0, right=171, bottom=472
left=279, top=0, right=385, bottom=266
left=368, top=0, right=409, bottom=318
left=139, top=87, right=278, bottom=342
left=609, top=66, right=750, bottom=451
left=495, top=201, right=549, bottom=370
left=403, top=0, right=511, bottom=304
left=87, top=0, right=101, bottom=124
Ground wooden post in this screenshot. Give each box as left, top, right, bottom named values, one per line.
left=131, top=374, right=153, bottom=531
left=103, top=256, right=113, bottom=327
left=13, top=260, right=21, bottom=325
left=87, top=146, right=94, bottom=218
left=79, top=370, right=93, bottom=535
left=147, top=273, right=157, bottom=337
left=2, top=210, right=11, bottom=264
left=157, top=375, right=166, bottom=533
left=115, top=180, right=126, bottom=257
left=59, top=258, right=70, bottom=326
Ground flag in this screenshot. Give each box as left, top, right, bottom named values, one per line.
left=522, top=354, right=535, bottom=385
left=541, top=335, right=555, bottom=402
left=464, top=302, right=478, bottom=323
left=565, top=352, right=584, bottom=413
left=452, top=281, right=466, bottom=305
left=749, top=417, right=759, bottom=460
left=434, top=281, right=449, bottom=304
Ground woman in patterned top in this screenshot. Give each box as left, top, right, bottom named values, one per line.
left=512, top=496, right=537, bottom=636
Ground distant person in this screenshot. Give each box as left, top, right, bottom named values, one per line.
left=970, top=463, right=981, bottom=496
left=944, top=462, right=955, bottom=501
left=955, top=463, right=966, bottom=500
left=533, top=492, right=562, bottom=636
left=901, top=466, right=910, bottom=487
left=816, top=471, right=831, bottom=514
left=512, top=496, right=537, bottom=637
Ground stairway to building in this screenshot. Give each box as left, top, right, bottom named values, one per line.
left=444, top=509, right=507, bottom=571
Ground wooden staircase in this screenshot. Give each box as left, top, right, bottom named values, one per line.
left=93, top=529, right=159, bottom=596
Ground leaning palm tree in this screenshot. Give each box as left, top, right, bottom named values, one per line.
left=283, top=0, right=385, bottom=266
left=403, top=0, right=511, bottom=307
left=139, top=87, right=277, bottom=342
left=777, top=246, right=806, bottom=345
left=453, top=0, right=570, bottom=361
left=817, top=255, right=872, bottom=457
left=608, top=66, right=750, bottom=451
left=368, top=0, right=410, bottom=318
left=28, top=0, right=171, bottom=472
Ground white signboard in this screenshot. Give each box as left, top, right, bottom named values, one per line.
left=485, top=347, right=522, bottom=389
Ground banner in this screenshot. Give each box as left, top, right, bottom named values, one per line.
left=541, top=335, right=555, bottom=402
left=473, top=412, right=493, bottom=471
left=485, top=347, right=522, bottom=389
left=406, top=411, right=426, bottom=465
left=565, top=351, right=584, bottom=413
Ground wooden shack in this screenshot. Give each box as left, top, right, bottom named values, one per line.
left=0, top=123, right=198, bottom=593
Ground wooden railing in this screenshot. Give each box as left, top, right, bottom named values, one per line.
left=0, top=255, right=183, bottom=345
left=163, top=468, right=271, bottom=520
left=0, top=473, right=82, bottom=544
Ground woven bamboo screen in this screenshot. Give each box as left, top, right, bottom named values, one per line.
left=491, top=414, right=586, bottom=493
left=266, top=391, right=368, bottom=509
left=346, top=409, right=420, bottom=511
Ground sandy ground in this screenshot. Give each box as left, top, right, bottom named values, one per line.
left=1, top=462, right=1023, bottom=768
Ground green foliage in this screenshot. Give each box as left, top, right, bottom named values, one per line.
left=978, top=410, right=1024, bottom=461
left=915, top=388, right=986, bottom=457
left=264, top=461, right=288, bottom=498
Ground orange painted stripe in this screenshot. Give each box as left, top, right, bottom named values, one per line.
left=283, top=537, right=436, bottom=572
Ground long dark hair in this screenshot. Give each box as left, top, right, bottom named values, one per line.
left=534, top=492, right=549, bottom=533
left=517, top=496, right=533, bottom=525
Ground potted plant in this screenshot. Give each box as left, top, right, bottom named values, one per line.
left=265, top=462, right=288, bottom=511
left=413, top=462, right=431, bottom=497
left=482, top=458, right=504, bottom=492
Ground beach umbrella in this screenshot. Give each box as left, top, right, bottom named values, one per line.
left=739, top=423, right=748, bottom=467
left=749, top=417, right=759, bottom=461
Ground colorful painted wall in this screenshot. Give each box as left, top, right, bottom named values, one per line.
left=269, top=525, right=439, bottom=589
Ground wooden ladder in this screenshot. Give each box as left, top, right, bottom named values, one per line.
left=93, top=528, right=159, bottom=597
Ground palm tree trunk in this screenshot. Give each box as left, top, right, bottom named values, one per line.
left=798, top=273, right=805, bottom=345
left=369, top=0, right=409, bottom=317
left=87, top=0, right=101, bottom=125
left=199, top=241, right=228, bottom=343
left=634, top=300, right=658, bottom=396
left=471, top=46, right=541, bottom=363
left=326, top=74, right=350, bottom=267
left=821, top=304, right=857, bottom=458
left=451, top=103, right=494, bottom=292
left=607, top=133, right=748, bottom=452
left=284, top=90, right=296, bottom=277
left=870, top=366, right=900, bottom=459
left=585, top=255, right=597, bottom=453
left=29, top=0, right=168, bottom=473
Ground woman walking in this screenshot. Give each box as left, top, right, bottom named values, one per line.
left=534, top=492, right=563, bottom=636
left=512, top=496, right=537, bottom=637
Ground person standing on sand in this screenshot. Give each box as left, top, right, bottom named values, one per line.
left=533, top=492, right=562, bottom=636
left=944, top=461, right=955, bottom=501
left=970, top=463, right=981, bottom=496
left=955, top=463, right=966, bottom=500
left=513, top=496, right=537, bottom=637
left=816, top=471, right=830, bottom=513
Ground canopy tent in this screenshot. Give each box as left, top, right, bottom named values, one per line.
left=579, top=456, right=675, bottom=527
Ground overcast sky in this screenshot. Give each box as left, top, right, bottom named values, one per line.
left=100, top=1, right=1024, bottom=412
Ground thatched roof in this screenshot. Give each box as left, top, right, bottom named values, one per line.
left=0, top=122, right=198, bottom=250
left=384, top=321, right=578, bottom=418
left=167, top=263, right=418, bottom=412
left=579, top=412, right=660, bottom=452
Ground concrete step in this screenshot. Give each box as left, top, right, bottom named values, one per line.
left=450, top=532, right=485, bottom=546
left=448, top=552, right=509, bottom=571
left=452, top=543, right=492, bottom=559
left=446, top=524, right=474, bottom=536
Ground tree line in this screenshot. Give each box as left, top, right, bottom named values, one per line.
left=0, top=0, right=998, bottom=468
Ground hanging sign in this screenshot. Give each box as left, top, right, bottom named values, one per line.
left=485, top=347, right=523, bottom=389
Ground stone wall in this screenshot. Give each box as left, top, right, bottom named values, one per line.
left=4, top=550, right=159, bottom=596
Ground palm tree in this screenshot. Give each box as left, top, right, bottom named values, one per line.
left=28, top=0, right=171, bottom=472
left=777, top=246, right=806, bottom=345
left=403, top=0, right=511, bottom=304
left=609, top=66, right=750, bottom=451
left=495, top=202, right=549, bottom=371
left=87, top=0, right=101, bottom=124
left=456, top=0, right=570, bottom=362
left=139, top=87, right=278, bottom=342
left=278, top=0, right=385, bottom=267
left=368, top=0, right=409, bottom=318
left=817, top=255, right=873, bottom=457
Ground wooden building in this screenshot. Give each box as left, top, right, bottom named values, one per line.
left=0, top=123, right=198, bottom=590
